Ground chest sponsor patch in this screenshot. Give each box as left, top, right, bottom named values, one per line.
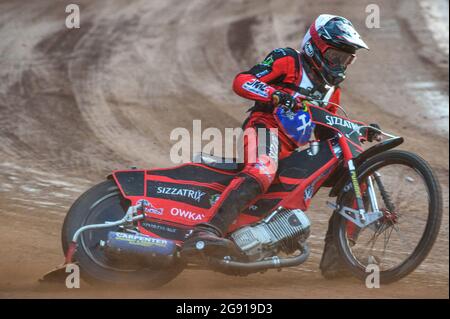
left=147, top=181, right=220, bottom=209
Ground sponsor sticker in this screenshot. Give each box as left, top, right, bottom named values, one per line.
left=296, top=113, right=313, bottom=136
left=303, top=167, right=333, bottom=201
left=147, top=181, right=219, bottom=209
left=261, top=55, right=274, bottom=66
left=141, top=221, right=188, bottom=241
left=325, top=115, right=361, bottom=131
left=136, top=199, right=164, bottom=216
left=113, top=232, right=168, bottom=247
left=242, top=79, right=269, bottom=98
left=209, top=194, right=221, bottom=206
left=304, top=41, right=314, bottom=57
left=303, top=184, right=314, bottom=201
left=273, top=48, right=287, bottom=56
left=256, top=69, right=270, bottom=78
left=141, top=222, right=178, bottom=234
left=157, top=186, right=206, bottom=203
left=170, top=207, right=205, bottom=221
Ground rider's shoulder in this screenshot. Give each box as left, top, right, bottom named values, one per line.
left=270, top=47, right=300, bottom=59
left=258, top=48, right=299, bottom=69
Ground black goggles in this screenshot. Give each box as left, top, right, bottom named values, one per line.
left=323, top=48, right=356, bottom=68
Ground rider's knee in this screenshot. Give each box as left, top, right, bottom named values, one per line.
left=242, top=154, right=277, bottom=192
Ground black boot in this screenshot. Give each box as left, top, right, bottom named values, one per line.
left=209, top=173, right=262, bottom=233
left=182, top=173, right=263, bottom=259
left=182, top=223, right=237, bottom=258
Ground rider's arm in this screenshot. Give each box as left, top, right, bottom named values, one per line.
left=232, top=49, right=296, bottom=103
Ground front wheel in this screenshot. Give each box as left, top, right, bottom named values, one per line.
left=61, top=180, right=184, bottom=288
left=333, top=150, right=442, bottom=284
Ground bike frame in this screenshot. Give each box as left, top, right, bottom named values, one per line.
left=104, top=105, right=397, bottom=242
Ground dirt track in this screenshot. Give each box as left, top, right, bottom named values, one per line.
left=0, top=0, right=448, bottom=298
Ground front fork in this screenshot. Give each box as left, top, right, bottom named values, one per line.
left=336, top=134, right=383, bottom=228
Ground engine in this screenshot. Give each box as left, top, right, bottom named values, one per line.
left=230, top=208, right=311, bottom=261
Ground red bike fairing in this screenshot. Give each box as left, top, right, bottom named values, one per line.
left=112, top=164, right=235, bottom=241
left=111, top=135, right=341, bottom=238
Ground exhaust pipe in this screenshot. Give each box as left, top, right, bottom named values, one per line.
left=102, top=231, right=177, bottom=267
left=212, top=243, right=310, bottom=273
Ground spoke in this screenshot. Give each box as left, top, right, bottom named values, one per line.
left=361, top=224, right=384, bottom=261
left=365, top=226, right=380, bottom=248
left=381, top=224, right=395, bottom=266
left=392, top=224, right=414, bottom=252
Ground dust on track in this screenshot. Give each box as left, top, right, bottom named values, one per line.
left=0, top=0, right=448, bottom=298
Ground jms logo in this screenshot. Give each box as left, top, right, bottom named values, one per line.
left=242, top=79, right=269, bottom=98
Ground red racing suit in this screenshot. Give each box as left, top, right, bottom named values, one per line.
left=209, top=47, right=341, bottom=234
left=235, top=47, right=341, bottom=156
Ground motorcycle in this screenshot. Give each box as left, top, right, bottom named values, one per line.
left=43, top=98, right=442, bottom=288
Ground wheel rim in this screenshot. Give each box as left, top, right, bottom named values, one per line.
left=339, top=160, right=432, bottom=273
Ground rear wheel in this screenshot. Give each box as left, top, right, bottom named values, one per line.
left=61, top=180, right=184, bottom=288
left=333, top=150, right=442, bottom=284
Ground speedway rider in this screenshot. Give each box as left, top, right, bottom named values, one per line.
left=183, top=14, right=372, bottom=278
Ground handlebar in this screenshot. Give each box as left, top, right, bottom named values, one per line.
left=358, top=125, right=398, bottom=139
left=282, top=94, right=400, bottom=141
left=299, top=96, right=350, bottom=118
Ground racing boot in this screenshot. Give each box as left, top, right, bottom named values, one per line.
left=182, top=173, right=263, bottom=259
left=182, top=223, right=237, bottom=259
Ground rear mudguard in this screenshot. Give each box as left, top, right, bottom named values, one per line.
left=108, top=170, right=146, bottom=197
left=328, top=137, right=404, bottom=197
